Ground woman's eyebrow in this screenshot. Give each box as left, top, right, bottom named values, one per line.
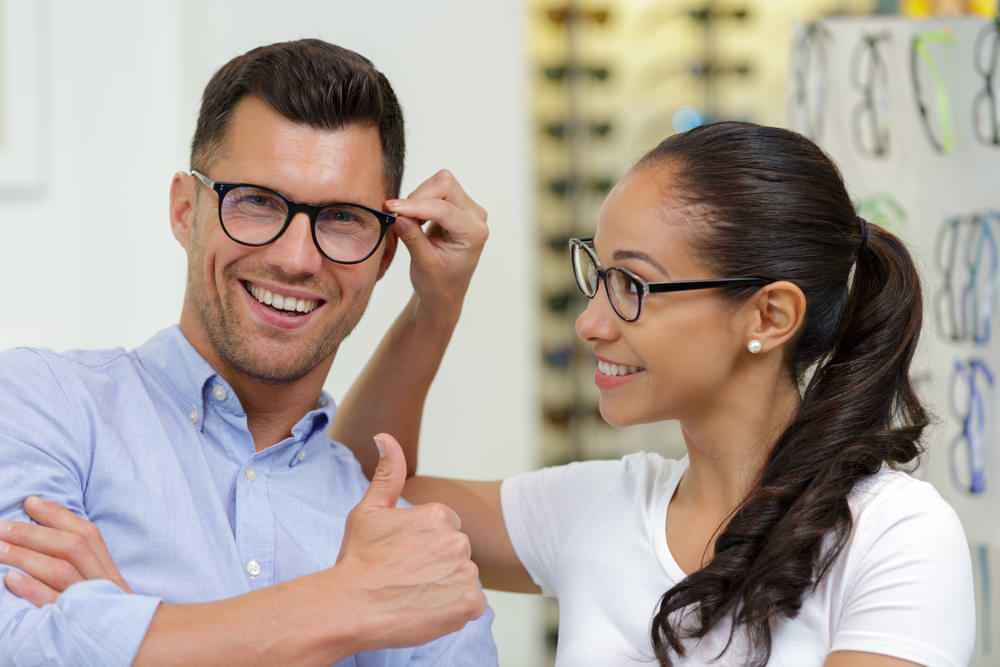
left=611, top=249, right=670, bottom=277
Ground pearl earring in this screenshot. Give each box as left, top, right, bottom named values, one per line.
left=748, top=340, right=763, bottom=354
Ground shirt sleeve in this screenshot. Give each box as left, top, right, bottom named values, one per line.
left=0, top=348, right=162, bottom=667
left=500, top=459, right=624, bottom=596
left=830, top=479, right=976, bottom=667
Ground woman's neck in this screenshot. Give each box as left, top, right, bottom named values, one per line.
left=674, top=372, right=802, bottom=518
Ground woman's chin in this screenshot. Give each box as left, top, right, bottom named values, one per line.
left=597, top=402, right=643, bottom=429
left=599, top=399, right=678, bottom=430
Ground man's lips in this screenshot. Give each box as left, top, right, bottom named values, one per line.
left=241, top=280, right=325, bottom=315
left=239, top=280, right=326, bottom=331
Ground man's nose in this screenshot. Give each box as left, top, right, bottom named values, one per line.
left=262, top=212, right=324, bottom=277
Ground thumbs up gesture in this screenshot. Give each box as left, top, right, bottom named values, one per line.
left=333, top=433, right=487, bottom=651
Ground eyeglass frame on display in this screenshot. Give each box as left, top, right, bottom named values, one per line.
left=569, top=237, right=770, bottom=323
left=934, top=211, right=1000, bottom=346
left=909, top=28, right=956, bottom=154
left=790, top=22, right=833, bottom=143
left=850, top=31, right=893, bottom=159
left=974, top=18, right=1000, bottom=147
left=949, top=357, right=994, bottom=496
left=854, top=193, right=908, bottom=237
left=190, top=170, right=397, bottom=265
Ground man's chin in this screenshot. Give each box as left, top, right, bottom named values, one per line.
left=224, top=351, right=318, bottom=385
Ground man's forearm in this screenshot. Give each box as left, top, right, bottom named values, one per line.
left=135, top=569, right=358, bottom=666
left=331, top=293, right=459, bottom=478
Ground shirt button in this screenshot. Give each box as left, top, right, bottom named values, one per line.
left=246, top=559, right=261, bottom=578
left=297, top=451, right=306, bottom=462
left=189, top=407, right=199, bottom=425
left=212, top=386, right=227, bottom=401
left=245, top=467, right=257, bottom=483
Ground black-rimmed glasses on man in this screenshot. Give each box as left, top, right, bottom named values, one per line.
left=190, top=171, right=397, bottom=265
left=569, top=238, right=771, bottom=322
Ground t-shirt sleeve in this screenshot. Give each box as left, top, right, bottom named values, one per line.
left=500, top=459, right=624, bottom=596
left=831, top=480, right=975, bottom=667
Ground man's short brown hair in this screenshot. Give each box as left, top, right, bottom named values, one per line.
left=191, top=39, right=405, bottom=197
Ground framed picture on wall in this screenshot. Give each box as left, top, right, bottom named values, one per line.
left=0, top=0, right=45, bottom=194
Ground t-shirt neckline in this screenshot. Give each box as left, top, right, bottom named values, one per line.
left=651, top=454, right=691, bottom=583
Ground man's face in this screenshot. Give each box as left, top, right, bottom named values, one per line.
left=175, top=96, right=396, bottom=384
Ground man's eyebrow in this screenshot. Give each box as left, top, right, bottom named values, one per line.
left=611, top=249, right=670, bottom=277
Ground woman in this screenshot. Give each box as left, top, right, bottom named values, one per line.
left=379, top=123, right=975, bottom=666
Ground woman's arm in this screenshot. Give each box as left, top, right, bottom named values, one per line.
left=402, top=474, right=539, bottom=594
left=330, top=169, right=489, bottom=478
left=331, top=294, right=458, bottom=478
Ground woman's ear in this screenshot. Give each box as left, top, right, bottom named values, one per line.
left=744, top=281, right=807, bottom=355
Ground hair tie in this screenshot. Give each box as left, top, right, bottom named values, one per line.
left=857, top=217, right=870, bottom=258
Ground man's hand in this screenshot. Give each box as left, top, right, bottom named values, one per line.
left=386, top=170, right=489, bottom=326
left=332, top=433, right=487, bottom=652
left=0, top=496, right=130, bottom=606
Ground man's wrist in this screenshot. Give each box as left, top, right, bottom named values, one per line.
left=311, top=567, right=366, bottom=659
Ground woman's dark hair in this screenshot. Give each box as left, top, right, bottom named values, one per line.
left=639, top=122, right=928, bottom=666
left=191, top=39, right=405, bottom=198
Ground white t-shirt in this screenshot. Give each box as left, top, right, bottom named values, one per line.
left=501, top=453, right=975, bottom=667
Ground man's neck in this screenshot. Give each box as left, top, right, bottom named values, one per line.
left=177, top=318, right=335, bottom=452
left=229, top=369, right=331, bottom=452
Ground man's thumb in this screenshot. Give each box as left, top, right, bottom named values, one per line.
left=360, top=433, right=407, bottom=509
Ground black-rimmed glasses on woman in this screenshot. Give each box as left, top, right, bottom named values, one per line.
left=569, top=238, right=771, bottom=322
left=190, top=171, right=397, bottom=265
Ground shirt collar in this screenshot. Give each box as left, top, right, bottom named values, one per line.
left=135, top=326, right=217, bottom=431
left=134, top=325, right=337, bottom=448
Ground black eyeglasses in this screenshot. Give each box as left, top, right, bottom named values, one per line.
left=850, top=31, right=892, bottom=159
left=191, top=171, right=396, bottom=265
left=547, top=176, right=615, bottom=199
left=542, top=119, right=614, bottom=141
left=790, top=22, right=832, bottom=142
left=569, top=238, right=771, bottom=322
left=541, top=63, right=612, bottom=84
left=974, top=19, right=1000, bottom=147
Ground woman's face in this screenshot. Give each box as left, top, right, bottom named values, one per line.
left=574, top=166, right=751, bottom=427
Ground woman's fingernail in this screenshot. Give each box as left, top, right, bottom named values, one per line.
left=386, top=199, right=401, bottom=209
left=6, top=569, right=22, bottom=584
left=373, top=435, right=386, bottom=458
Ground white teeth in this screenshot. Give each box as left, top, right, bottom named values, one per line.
left=246, top=283, right=319, bottom=314
left=597, top=360, right=643, bottom=377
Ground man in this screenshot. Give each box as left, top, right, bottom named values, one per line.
left=0, top=39, right=496, bottom=665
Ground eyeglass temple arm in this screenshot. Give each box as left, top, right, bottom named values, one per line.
left=190, top=170, right=214, bottom=189
left=647, top=278, right=769, bottom=293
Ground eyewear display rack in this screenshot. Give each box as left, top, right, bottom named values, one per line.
left=787, top=15, right=1000, bottom=664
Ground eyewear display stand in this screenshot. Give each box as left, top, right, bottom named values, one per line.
left=788, top=16, right=999, bottom=664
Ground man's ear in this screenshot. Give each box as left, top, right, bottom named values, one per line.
left=376, top=228, right=398, bottom=281
left=169, top=172, right=197, bottom=252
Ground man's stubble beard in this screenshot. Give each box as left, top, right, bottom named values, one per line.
left=188, top=243, right=373, bottom=385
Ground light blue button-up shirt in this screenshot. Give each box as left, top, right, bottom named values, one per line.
left=0, top=326, right=497, bottom=666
